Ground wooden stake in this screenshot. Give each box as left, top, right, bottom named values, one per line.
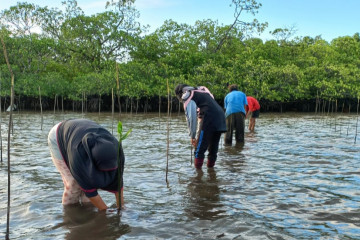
left=39, top=86, right=43, bottom=130
left=166, top=78, right=170, bottom=183
left=355, top=98, right=359, bottom=144
left=1, top=33, right=15, bottom=240
left=116, top=63, right=121, bottom=118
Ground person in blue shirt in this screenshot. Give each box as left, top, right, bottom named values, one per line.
left=48, top=119, right=124, bottom=211
left=175, top=84, right=226, bottom=169
left=224, top=84, right=248, bottom=145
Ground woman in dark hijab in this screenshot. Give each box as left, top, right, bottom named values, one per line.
left=48, top=119, right=124, bottom=211
left=175, top=84, right=226, bottom=169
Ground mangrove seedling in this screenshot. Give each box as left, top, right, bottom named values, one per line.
left=117, top=121, right=132, bottom=212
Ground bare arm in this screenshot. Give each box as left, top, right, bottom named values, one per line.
left=245, top=104, right=250, bottom=118
left=246, top=110, right=251, bottom=119
left=89, top=194, right=108, bottom=211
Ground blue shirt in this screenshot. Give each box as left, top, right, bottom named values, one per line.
left=224, top=90, right=248, bottom=117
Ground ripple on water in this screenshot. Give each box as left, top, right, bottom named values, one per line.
left=0, top=112, right=359, bottom=239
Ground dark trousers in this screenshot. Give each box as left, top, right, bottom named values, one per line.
left=224, top=112, right=245, bottom=145
left=195, top=130, right=222, bottom=162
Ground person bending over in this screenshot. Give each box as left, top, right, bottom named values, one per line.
left=224, top=84, right=248, bottom=145
left=245, top=96, right=260, bottom=131
left=175, top=84, right=226, bottom=169
left=48, top=119, right=124, bottom=211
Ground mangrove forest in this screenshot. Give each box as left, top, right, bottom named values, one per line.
left=1, top=0, right=360, bottom=113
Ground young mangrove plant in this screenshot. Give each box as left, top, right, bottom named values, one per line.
left=117, top=121, right=132, bottom=212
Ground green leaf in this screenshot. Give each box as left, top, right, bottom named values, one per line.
left=117, top=121, right=123, bottom=135
left=120, top=129, right=132, bottom=141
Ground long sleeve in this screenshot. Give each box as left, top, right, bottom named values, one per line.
left=185, top=100, right=197, bottom=139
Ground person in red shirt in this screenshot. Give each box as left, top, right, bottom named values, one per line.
left=245, top=96, right=260, bottom=131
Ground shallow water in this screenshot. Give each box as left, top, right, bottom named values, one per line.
left=0, top=112, right=359, bottom=239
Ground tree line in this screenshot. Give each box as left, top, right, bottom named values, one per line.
left=1, top=0, right=359, bottom=113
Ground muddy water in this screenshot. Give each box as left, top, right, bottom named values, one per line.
left=0, top=112, right=359, bottom=239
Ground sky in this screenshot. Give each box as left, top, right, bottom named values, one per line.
left=1, top=0, right=359, bottom=42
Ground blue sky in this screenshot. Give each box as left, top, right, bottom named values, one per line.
left=1, top=0, right=359, bottom=42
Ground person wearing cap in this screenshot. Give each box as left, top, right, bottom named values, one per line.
left=175, top=84, right=226, bottom=169
left=224, top=84, right=248, bottom=145
left=245, top=96, right=260, bottom=131
left=47, top=119, right=124, bottom=211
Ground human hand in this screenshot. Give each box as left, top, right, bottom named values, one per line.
left=191, top=138, right=197, bottom=147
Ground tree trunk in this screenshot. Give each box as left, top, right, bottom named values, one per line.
left=130, top=97, right=133, bottom=115
left=112, top=89, right=114, bottom=135
left=136, top=98, right=139, bottom=114
left=125, top=97, right=128, bottom=113
left=53, top=94, right=57, bottom=115
left=82, top=92, right=84, bottom=114
left=98, top=94, right=101, bottom=115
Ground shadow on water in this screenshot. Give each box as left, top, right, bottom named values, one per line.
left=52, top=204, right=131, bottom=240
left=222, top=142, right=246, bottom=173
left=185, top=168, right=225, bottom=220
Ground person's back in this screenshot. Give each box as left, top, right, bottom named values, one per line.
left=246, top=96, right=260, bottom=112
left=224, top=90, right=247, bottom=117
left=48, top=118, right=124, bottom=211
left=57, top=119, right=121, bottom=194
left=191, top=90, right=226, bottom=132
left=175, top=84, right=226, bottom=169
left=224, top=84, right=248, bottom=145
left=245, top=96, right=260, bottom=131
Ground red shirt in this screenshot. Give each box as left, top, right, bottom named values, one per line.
left=245, top=96, right=260, bottom=112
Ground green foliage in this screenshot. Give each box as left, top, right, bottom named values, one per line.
left=117, top=121, right=132, bottom=142
left=0, top=1, right=359, bottom=104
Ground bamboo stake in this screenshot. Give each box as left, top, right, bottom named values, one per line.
left=2, top=33, right=15, bottom=240
left=315, top=91, right=318, bottom=114
left=116, top=63, right=121, bottom=118
left=39, top=86, right=43, bottom=130
left=355, top=98, right=359, bottom=144
left=158, top=91, right=161, bottom=130
left=166, top=79, right=170, bottom=183
left=347, top=102, right=351, bottom=136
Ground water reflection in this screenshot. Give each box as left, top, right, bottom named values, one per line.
left=185, top=169, right=225, bottom=220
left=222, top=144, right=246, bottom=173
left=58, top=204, right=131, bottom=240
left=1, top=112, right=360, bottom=239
